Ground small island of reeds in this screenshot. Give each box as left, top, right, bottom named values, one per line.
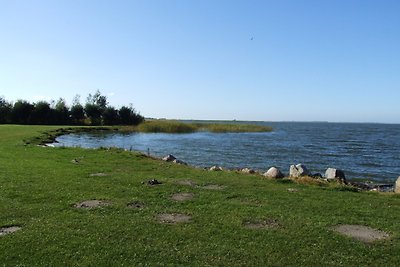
left=134, top=120, right=273, bottom=133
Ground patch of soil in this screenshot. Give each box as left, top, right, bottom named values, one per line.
left=333, top=224, right=390, bottom=243
left=243, top=218, right=280, bottom=230
left=127, top=201, right=145, bottom=209
left=89, top=173, right=108, bottom=177
left=171, top=192, right=194, bottom=201
left=0, top=226, right=21, bottom=236
left=201, top=184, right=226, bottom=190
left=156, top=213, right=192, bottom=224
left=74, top=200, right=110, bottom=209
left=175, top=180, right=197, bottom=187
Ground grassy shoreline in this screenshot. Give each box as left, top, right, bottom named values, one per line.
left=1, top=125, right=399, bottom=266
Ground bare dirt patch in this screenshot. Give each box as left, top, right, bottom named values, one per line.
left=127, top=201, right=145, bottom=209
left=171, top=192, right=194, bottom=201
left=0, top=226, right=21, bottom=236
left=333, top=224, right=390, bottom=243
left=156, top=213, right=192, bottom=224
left=175, top=180, right=197, bottom=187
left=201, top=184, right=226, bottom=190
left=89, top=173, right=108, bottom=177
left=74, top=200, right=110, bottom=209
left=243, top=218, right=280, bottom=230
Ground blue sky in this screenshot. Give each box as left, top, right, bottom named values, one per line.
left=1, top=0, right=399, bottom=123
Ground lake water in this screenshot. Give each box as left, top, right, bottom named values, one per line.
left=54, top=122, right=400, bottom=183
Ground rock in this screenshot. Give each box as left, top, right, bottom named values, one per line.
left=395, top=177, right=400, bottom=193
left=325, top=168, right=346, bottom=183
left=289, top=164, right=310, bottom=178
left=145, top=179, right=162, bottom=185
left=241, top=168, right=256, bottom=174
left=162, top=154, right=176, bottom=162
left=264, top=167, right=284, bottom=179
left=173, top=159, right=187, bottom=165
left=209, top=166, right=223, bottom=171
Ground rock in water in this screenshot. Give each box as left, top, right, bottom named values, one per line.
left=325, top=168, right=346, bottom=183
left=289, top=164, right=310, bottom=177
left=264, top=167, right=284, bottom=179
left=395, top=176, right=400, bottom=193
left=162, top=154, right=176, bottom=162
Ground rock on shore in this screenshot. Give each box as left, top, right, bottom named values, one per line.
left=289, top=164, right=310, bottom=178
left=396, top=176, right=400, bottom=193
left=264, top=167, right=284, bottom=179
left=325, top=168, right=346, bottom=183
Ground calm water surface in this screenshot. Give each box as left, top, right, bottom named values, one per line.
left=55, top=122, right=400, bottom=183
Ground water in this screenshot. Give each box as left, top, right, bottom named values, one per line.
left=54, top=122, right=400, bottom=183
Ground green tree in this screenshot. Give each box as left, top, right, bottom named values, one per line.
left=119, top=105, right=144, bottom=125
left=54, top=98, right=70, bottom=125
left=102, top=106, right=119, bottom=125
left=32, top=101, right=51, bottom=124
left=12, top=100, right=34, bottom=124
left=0, top=97, right=12, bottom=123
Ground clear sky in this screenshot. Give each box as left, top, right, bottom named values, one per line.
left=1, top=0, right=399, bottom=123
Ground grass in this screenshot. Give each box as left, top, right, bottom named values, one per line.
left=135, top=120, right=273, bottom=133
left=0, top=125, right=400, bottom=266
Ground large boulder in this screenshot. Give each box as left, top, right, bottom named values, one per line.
left=162, top=154, right=176, bottom=162
left=325, top=168, right=346, bottom=183
left=289, top=164, right=310, bottom=178
left=264, top=167, right=284, bottom=179
left=395, top=176, right=400, bottom=194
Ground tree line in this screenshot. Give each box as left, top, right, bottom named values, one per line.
left=0, top=90, right=144, bottom=126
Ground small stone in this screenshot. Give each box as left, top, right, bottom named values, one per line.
left=209, top=166, right=223, bottom=171
left=241, top=168, right=256, bottom=174
left=289, top=164, right=310, bottom=177
left=146, top=179, right=162, bottom=185
left=173, top=159, right=187, bottom=165
left=395, top=176, right=400, bottom=194
left=264, top=167, right=284, bottom=179
left=162, top=154, right=176, bottom=162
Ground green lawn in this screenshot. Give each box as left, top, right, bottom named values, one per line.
left=0, top=125, right=399, bottom=266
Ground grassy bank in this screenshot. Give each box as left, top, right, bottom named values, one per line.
left=1, top=125, right=399, bottom=266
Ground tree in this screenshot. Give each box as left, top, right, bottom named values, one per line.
left=54, top=98, right=69, bottom=125
left=84, top=103, right=102, bottom=125
left=12, top=100, right=34, bottom=124
left=31, top=101, right=51, bottom=124
left=0, top=97, right=12, bottom=123
left=85, top=90, right=108, bottom=125
left=102, top=106, right=119, bottom=125
left=119, top=105, right=144, bottom=125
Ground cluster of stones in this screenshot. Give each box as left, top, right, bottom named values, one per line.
left=162, top=154, right=400, bottom=193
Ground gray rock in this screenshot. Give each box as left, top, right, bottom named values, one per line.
left=289, top=164, right=310, bottom=178
left=162, top=154, right=176, bottom=162
left=325, top=168, right=346, bottom=183
left=264, top=167, right=284, bottom=179
left=395, top=176, right=400, bottom=193
left=241, top=168, right=256, bottom=174
left=209, top=166, right=223, bottom=171
left=173, top=159, right=187, bottom=165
